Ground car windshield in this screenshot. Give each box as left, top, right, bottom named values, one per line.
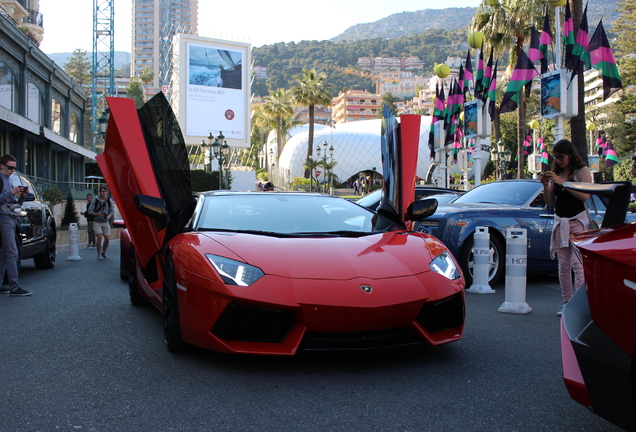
left=355, top=189, right=381, bottom=208
left=454, top=181, right=542, bottom=206
left=197, top=194, right=397, bottom=235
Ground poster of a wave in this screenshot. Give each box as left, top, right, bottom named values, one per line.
left=173, top=34, right=251, bottom=147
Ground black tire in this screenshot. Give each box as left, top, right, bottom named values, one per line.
left=128, top=244, right=145, bottom=306
left=33, top=225, right=56, bottom=269
left=163, top=254, right=185, bottom=352
left=458, top=232, right=504, bottom=286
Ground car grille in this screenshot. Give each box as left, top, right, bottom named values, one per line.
left=416, top=293, right=465, bottom=333
left=301, top=327, right=422, bottom=351
left=211, top=302, right=296, bottom=343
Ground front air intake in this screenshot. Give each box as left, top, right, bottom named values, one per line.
left=417, top=293, right=465, bottom=333
left=212, top=303, right=296, bottom=343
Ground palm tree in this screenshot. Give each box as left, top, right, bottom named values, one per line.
left=289, top=69, right=334, bottom=178
left=261, top=89, right=294, bottom=164
left=472, top=0, right=544, bottom=178
left=304, top=157, right=322, bottom=191
left=139, top=67, right=155, bottom=101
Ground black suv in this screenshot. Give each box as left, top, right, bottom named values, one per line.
left=9, top=172, right=57, bottom=269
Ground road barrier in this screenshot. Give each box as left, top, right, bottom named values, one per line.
left=498, top=228, right=532, bottom=314
left=66, top=223, right=82, bottom=261
left=466, top=226, right=495, bottom=294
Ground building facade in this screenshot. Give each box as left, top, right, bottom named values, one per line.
left=331, top=90, right=381, bottom=124
left=0, top=2, right=93, bottom=189
left=132, top=0, right=198, bottom=90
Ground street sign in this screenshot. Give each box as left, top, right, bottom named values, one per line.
left=161, top=85, right=169, bottom=93
left=315, top=170, right=321, bottom=176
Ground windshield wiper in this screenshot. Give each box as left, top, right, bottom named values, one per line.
left=198, top=228, right=291, bottom=237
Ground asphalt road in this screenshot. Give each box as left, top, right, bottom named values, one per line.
left=0, top=246, right=623, bottom=432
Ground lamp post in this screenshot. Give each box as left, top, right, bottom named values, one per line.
left=268, top=148, right=274, bottom=185
left=207, top=131, right=228, bottom=189
left=490, top=141, right=511, bottom=181
left=316, top=141, right=335, bottom=193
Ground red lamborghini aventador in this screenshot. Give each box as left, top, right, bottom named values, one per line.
left=98, top=94, right=465, bottom=355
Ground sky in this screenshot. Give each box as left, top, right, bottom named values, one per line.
left=38, top=0, right=481, bottom=54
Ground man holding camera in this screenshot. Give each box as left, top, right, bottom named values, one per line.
left=0, top=154, right=31, bottom=296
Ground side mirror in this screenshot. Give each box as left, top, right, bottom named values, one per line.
left=133, top=194, right=167, bottom=230
left=406, top=198, right=438, bottom=222
left=24, top=192, right=35, bottom=202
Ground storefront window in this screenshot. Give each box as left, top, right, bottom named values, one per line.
left=27, top=83, right=42, bottom=123
left=51, top=99, right=62, bottom=134
left=0, top=62, right=16, bottom=111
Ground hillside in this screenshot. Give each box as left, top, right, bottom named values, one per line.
left=332, top=8, right=476, bottom=42
left=331, top=0, right=619, bottom=43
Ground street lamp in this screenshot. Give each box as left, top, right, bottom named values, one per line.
left=490, top=141, right=511, bottom=180
left=207, top=131, right=228, bottom=189
left=98, top=109, right=110, bottom=136
left=316, top=141, right=336, bottom=193
left=308, top=155, right=313, bottom=192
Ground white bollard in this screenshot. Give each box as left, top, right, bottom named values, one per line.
left=498, top=228, right=531, bottom=314
left=66, top=223, right=82, bottom=261
left=466, top=227, right=495, bottom=294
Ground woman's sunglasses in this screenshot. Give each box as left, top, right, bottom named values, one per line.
left=552, top=155, right=566, bottom=161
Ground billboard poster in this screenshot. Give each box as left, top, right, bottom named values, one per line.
left=463, top=100, right=478, bottom=138
left=173, top=35, right=251, bottom=147
left=541, top=71, right=562, bottom=119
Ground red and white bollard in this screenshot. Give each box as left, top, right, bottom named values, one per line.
left=498, top=228, right=531, bottom=314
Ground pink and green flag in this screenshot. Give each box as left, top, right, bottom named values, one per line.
left=603, top=140, right=620, bottom=167
left=499, top=49, right=538, bottom=114
left=464, top=50, right=473, bottom=95
left=588, top=19, right=622, bottom=100
left=486, top=61, right=498, bottom=121
left=538, top=137, right=549, bottom=171
left=474, top=49, right=485, bottom=100
left=568, top=4, right=590, bottom=87
left=480, top=52, right=494, bottom=103
left=563, top=2, right=575, bottom=69
left=538, top=8, right=552, bottom=74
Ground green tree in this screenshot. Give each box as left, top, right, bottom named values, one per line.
left=289, top=69, right=334, bottom=178
left=261, top=89, right=294, bottom=164
left=64, top=48, right=91, bottom=87
left=139, top=67, right=155, bottom=101
left=378, top=92, right=399, bottom=117
left=126, top=79, right=145, bottom=108
left=61, top=191, right=80, bottom=227
left=472, top=0, right=544, bottom=178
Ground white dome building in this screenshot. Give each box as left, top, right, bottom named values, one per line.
left=268, top=116, right=486, bottom=190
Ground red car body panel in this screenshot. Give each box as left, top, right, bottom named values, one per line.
left=561, top=222, right=636, bottom=429
left=398, top=115, right=420, bottom=227
left=96, top=97, right=165, bottom=269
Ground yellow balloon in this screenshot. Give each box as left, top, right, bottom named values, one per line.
left=436, top=64, right=450, bottom=78
left=468, top=31, right=484, bottom=49
left=459, top=111, right=465, bottom=121
left=547, top=0, right=566, bottom=7
left=586, top=122, right=596, bottom=131
left=432, top=95, right=436, bottom=105
left=529, top=120, right=540, bottom=130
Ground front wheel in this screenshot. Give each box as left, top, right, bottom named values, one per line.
left=128, top=244, right=145, bottom=306
left=33, top=225, right=56, bottom=269
left=163, top=254, right=185, bottom=352
left=458, top=233, right=504, bottom=286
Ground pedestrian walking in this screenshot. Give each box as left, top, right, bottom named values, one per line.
left=540, top=139, right=591, bottom=316
left=84, top=193, right=95, bottom=249
left=0, top=154, right=32, bottom=296
left=87, top=186, right=114, bottom=260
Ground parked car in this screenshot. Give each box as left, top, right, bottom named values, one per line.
left=356, top=186, right=463, bottom=211
left=560, top=181, right=635, bottom=430
left=7, top=172, right=57, bottom=269
left=102, top=94, right=465, bottom=355
left=413, top=179, right=635, bottom=285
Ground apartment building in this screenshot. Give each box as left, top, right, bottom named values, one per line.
left=0, top=1, right=93, bottom=186
left=132, top=0, right=197, bottom=91
left=331, top=90, right=381, bottom=124
left=357, top=56, right=424, bottom=71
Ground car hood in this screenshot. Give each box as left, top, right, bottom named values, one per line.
left=201, top=231, right=437, bottom=280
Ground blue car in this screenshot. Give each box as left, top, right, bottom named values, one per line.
left=414, top=180, right=631, bottom=285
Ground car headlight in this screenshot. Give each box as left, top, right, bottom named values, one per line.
left=429, top=251, right=460, bottom=280
left=206, top=254, right=264, bottom=286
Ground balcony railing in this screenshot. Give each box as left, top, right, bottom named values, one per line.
left=22, top=8, right=43, bottom=27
